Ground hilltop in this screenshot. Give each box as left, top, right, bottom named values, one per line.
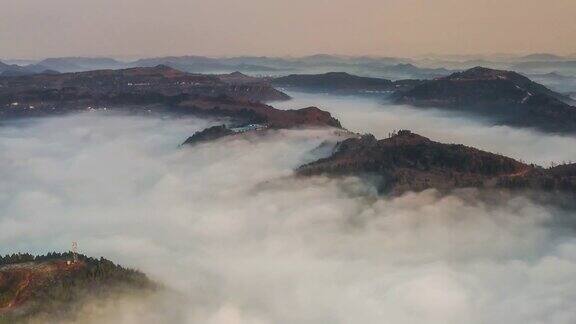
left=394, top=67, right=576, bottom=133
left=297, top=130, right=576, bottom=195
left=273, top=72, right=396, bottom=94
left=0, top=252, right=154, bottom=323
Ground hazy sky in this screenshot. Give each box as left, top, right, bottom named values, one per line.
left=2, top=0, right=576, bottom=59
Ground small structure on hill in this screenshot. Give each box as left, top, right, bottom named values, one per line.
left=67, top=242, right=78, bottom=265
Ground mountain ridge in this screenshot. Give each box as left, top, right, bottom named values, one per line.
left=0, top=65, right=345, bottom=130
left=297, top=130, right=576, bottom=196
left=394, top=67, right=576, bottom=133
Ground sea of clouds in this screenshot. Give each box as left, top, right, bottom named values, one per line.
left=1, top=105, right=576, bottom=323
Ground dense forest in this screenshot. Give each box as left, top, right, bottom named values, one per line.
left=0, top=252, right=155, bottom=323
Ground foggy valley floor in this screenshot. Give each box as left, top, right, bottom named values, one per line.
left=1, top=111, right=576, bottom=323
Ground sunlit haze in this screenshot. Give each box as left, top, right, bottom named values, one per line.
left=2, top=0, right=576, bottom=59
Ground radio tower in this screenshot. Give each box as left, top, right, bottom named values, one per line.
left=72, top=241, right=78, bottom=263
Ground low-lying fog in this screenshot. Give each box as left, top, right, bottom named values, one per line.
left=275, top=91, right=576, bottom=166
left=1, top=111, right=576, bottom=324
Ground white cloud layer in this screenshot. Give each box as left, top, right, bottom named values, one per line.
left=1, top=111, right=576, bottom=323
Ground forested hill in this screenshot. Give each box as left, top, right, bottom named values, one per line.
left=0, top=252, right=155, bottom=323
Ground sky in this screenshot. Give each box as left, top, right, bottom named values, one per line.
left=1, top=0, right=576, bottom=59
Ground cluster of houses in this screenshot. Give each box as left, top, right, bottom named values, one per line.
left=230, top=123, right=267, bottom=133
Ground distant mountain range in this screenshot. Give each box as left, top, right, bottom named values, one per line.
left=512, top=60, right=576, bottom=74
left=3, top=63, right=576, bottom=134
left=129, top=56, right=284, bottom=73
left=34, top=57, right=125, bottom=72
left=520, top=53, right=569, bottom=62
left=0, top=57, right=130, bottom=76
left=0, top=55, right=450, bottom=79
left=3, top=53, right=576, bottom=80
left=0, top=61, right=58, bottom=77
left=273, top=72, right=397, bottom=93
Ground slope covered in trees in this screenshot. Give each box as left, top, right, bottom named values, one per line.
left=0, top=252, right=154, bottom=323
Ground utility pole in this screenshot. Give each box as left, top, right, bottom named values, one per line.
left=72, top=241, right=78, bottom=263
